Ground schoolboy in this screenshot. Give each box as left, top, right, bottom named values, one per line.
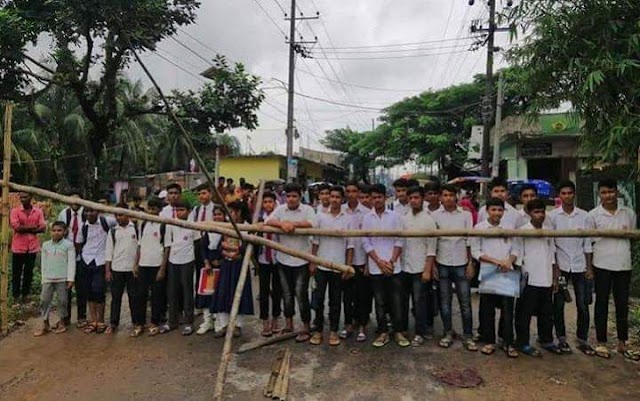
left=424, top=181, right=443, bottom=215
left=358, top=184, right=372, bottom=209
left=160, top=183, right=182, bottom=219
left=257, top=192, right=283, bottom=337
left=478, top=178, right=520, bottom=229
left=315, top=183, right=331, bottom=214
left=392, top=178, right=410, bottom=216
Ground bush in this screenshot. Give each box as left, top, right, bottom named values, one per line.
left=630, top=304, right=640, bottom=339
left=632, top=241, right=640, bottom=297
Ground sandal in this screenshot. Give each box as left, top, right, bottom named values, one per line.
left=594, top=345, right=610, bottom=359
left=53, top=324, right=68, bottom=334
left=621, top=350, right=640, bottom=361
left=76, top=320, right=88, bottom=329
left=464, top=339, right=478, bottom=352
left=281, top=327, right=293, bottom=334
left=33, top=327, right=50, bottom=337
left=329, top=334, right=341, bottom=346
left=130, top=326, right=144, bottom=338
left=542, top=344, right=564, bottom=355
left=356, top=332, right=367, bottom=343
left=95, top=323, right=107, bottom=334
left=505, top=346, right=519, bottom=358
left=83, top=323, right=97, bottom=334
left=439, top=335, right=453, bottom=349
left=261, top=322, right=273, bottom=337
left=395, top=333, right=410, bottom=348
left=520, top=345, right=542, bottom=357
left=338, top=329, right=353, bottom=340
left=577, top=343, right=596, bottom=356
left=295, top=332, right=311, bottom=343
left=158, top=323, right=172, bottom=335
left=104, top=325, right=115, bottom=335
left=148, top=326, right=160, bottom=337
left=372, top=333, right=390, bottom=348
left=558, top=342, right=572, bottom=354
left=310, top=332, right=323, bottom=345
left=481, top=344, right=496, bottom=355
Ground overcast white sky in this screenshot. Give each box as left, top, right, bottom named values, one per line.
left=126, top=0, right=512, bottom=155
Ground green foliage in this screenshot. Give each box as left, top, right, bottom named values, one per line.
left=321, top=128, right=375, bottom=182
left=632, top=241, right=640, bottom=297
left=504, top=0, right=640, bottom=164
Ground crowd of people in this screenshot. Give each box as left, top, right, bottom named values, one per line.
left=8, top=176, right=639, bottom=361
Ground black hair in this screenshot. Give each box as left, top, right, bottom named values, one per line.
left=556, top=180, right=576, bottom=192
left=227, top=200, right=249, bottom=222
left=195, top=183, right=212, bottom=192
left=329, top=185, right=345, bottom=197
left=370, top=183, right=387, bottom=196
left=51, top=221, right=67, bottom=230
left=166, top=183, right=182, bottom=192
left=218, top=176, right=226, bottom=181
left=345, top=179, right=360, bottom=189
left=423, top=181, right=441, bottom=193
left=284, top=183, right=303, bottom=195
left=316, top=183, right=331, bottom=192
left=406, top=179, right=420, bottom=188
left=488, top=177, right=508, bottom=192
left=392, top=178, right=409, bottom=188
left=598, top=178, right=617, bottom=190
left=527, top=198, right=546, bottom=211
left=132, top=194, right=142, bottom=202
left=226, top=178, right=234, bottom=183
left=358, top=183, right=371, bottom=194
left=115, top=202, right=129, bottom=210
left=485, top=197, right=505, bottom=209
left=241, top=182, right=255, bottom=190
left=519, top=184, right=538, bottom=196
left=263, top=191, right=277, bottom=201
left=147, top=197, right=164, bottom=209
left=173, top=197, right=190, bottom=209
left=440, top=184, right=458, bottom=195
left=407, top=186, right=424, bottom=197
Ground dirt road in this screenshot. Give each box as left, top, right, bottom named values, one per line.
left=1, top=288, right=639, bottom=401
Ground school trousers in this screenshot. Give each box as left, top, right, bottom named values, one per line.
left=278, top=263, right=311, bottom=324
left=480, top=293, right=514, bottom=346
left=110, top=271, right=140, bottom=327
left=138, top=266, right=167, bottom=326
left=343, top=265, right=372, bottom=327
left=553, top=271, right=590, bottom=343
left=66, top=260, right=88, bottom=324
left=258, top=262, right=282, bottom=320
left=403, top=272, right=434, bottom=336
left=594, top=267, right=630, bottom=343
left=312, top=269, right=343, bottom=332
left=515, top=285, right=554, bottom=348
left=371, top=273, right=405, bottom=333
left=167, top=262, right=195, bottom=328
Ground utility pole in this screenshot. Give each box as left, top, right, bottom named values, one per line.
left=491, top=72, right=504, bottom=177
left=285, top=1, right=318, bottom=181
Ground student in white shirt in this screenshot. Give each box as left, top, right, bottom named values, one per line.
left=549, top=180, right=595, bottom=356
left=135, top=197, right=167, bottom=336
left=160, top=183, right=182, bottom=219
left=362, top=184, right=407, bottom=348
left=358, top=184, right=373, bottom=210
left=315, top=183, right=331, bottom=214
left=309, top=186, right=354, bottom=346
left=470, top=198, right=519, bottom=357
left=424, top=181, right=443, bottom=215
left=163, top=198, right=199, bottom=336
left=257, top=192, right=282, bottom=337
left=105, top=203, right=141, bottom=336
left=266, top=183, right=317, bottom=342
left=478, top=178, right=520, bottom=229
left=517, top=184, right=544, bottom=228
left=432, top=184, right=477, bottom=351
left=514, top=199, right=562, bottom=357
left=391, top=178, right=410, bottom=216
left=588, top=178, right=639, bottom=360
left=401, top=186, right=437, bottom=346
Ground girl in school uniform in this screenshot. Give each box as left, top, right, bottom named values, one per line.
left=211, top=201, right=254, bottom=338
left=198, top=206, right=225, bottom=335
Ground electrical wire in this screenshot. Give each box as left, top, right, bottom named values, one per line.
left=313, top=49, right=468, bottom=61
left=250, top=0, right=287, bottom=37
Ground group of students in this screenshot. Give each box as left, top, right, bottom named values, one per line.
left=19, top=175, right=640, bottom=361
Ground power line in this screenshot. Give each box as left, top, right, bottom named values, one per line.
left=251, top=0, right=287, bottom=37
left=270, top=0, right=287, bottom=15
left=318, top=36, right=476, bottom=50
left=297, top=68, right=422, bottom=93
left=170, top=35, right=214, bottom=67
left=149, top=51, right=207, bottom=82
left=312, top=49, right=468, bottom=61
left=318, top=42, right=471, bottom=55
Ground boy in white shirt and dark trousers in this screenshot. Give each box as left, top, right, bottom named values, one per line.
left=470, top=198, right=519, bottom=357
left=514, top=199, right=562, bottom=356
left=257, top=192, right=282, bottom=337
left=588, top=178, right=639, bottom=361
left=164, top=198, right=199, bottom=335
left=105, top=203, right=142, bottom=336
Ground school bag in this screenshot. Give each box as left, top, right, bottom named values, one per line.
left=140, top=221, right=166, bottom=246
left=80, top=216, right=111, bottom=247
left=110, top=224, right=139, bottom=247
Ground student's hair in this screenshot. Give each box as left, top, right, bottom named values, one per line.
left=218, top=176, right=226, bottom=181
left=556, top=180, right=576, bottom=192
left=316, top=183, right=331, bottom=192
left=147, top=197, right=164, bottom=209
left=173, top=198, right=190, bottom=209
left=345, top=179, right=360, bottom=189
left=226, top=178, right=234, bottom=183
left=598, top=178, right=617, bottom=190
left=263, top=191, right=277, bottom=201
left=370, top=183, right=387, bottom=196
left=132, top=194, right=142, bottom=202
left=406, top=178, right=419, bottom=188
left=166, top=183, right=182, bottom=192
left=227, top=200, right=248, bottom=221
left=51, top=221, right=67, bottom=230
left=329, top=185, right=345, bottom=197
left=488, top=177, right=508, bottom=192
left=213, top=205, right=225, bottom=215
left=115, top=202, right=129, bottom=210
left=284, top=183, right=302, bottom=195
left=423, top=181, right=441, bottom=193
left=241, top=182, right=255, bottom=190
left=392, top=178, right=409, bottom=188
left=485, top=197, right=505, bottom=209
left=358, top=183, right=371, bottom=194
left=407, top=186, right=424, bottom=197
left=519, top=183, right=538, bottom=196
left=527, top=198, right=546, bottom=211
left=195, top=183, right=211, bottom=192
left=441, top=184, right=458, bottom=195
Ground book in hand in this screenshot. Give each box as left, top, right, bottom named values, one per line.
left=198, top=268, right=220, bottom=296
left=478, top=263, right=521, bottom=298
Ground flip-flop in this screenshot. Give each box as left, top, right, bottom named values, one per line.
left=506, top=346, right=519, bottom=358
left=295, top=332, right=311, bottom=342
left=464, top=339, right=478, bottom=352
left=520, top=345, right=542, bottom=357
left=356, top=332, right=367, bottom=343
left=83, top=323, right=97, bottom=334
left=53, top=325, right=68, bottom=334
left=621, top=350, right=640, bottom=361
left=542, top=344, right=564, bottom=355
left=481, top=344, right=496, bottom=355
left=372, top=333, right=390, bottom=348
left=594, top=345, right=610, bottom=359
left=439, top=336, right=453, bottom=349
left=76, top=320, right=88, bottom=329
left=33, top=327, right=50, bottom=337
left=577, top=343, right=596, bottom=356
left=338, top=329, right=353, bottom=340
left=329, top=335, right=341, bottom=346
left=558, top=342, right=572, bottom=354
left=310, top=332, right=323, bottom=345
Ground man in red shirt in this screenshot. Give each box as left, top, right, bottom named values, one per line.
left=10, top=192, right=46, bottom=303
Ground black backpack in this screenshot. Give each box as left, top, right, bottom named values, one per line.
left=80, top=217, right=110, bottom=247
left=140, top=221, right=166, bottom=246
left=110, top=224, right=139, bottom=247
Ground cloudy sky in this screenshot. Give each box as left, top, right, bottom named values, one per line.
left=127, top=0, right=512, bottom=155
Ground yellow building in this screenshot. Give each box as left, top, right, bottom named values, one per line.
left=219, top=155, right=345, bottom=184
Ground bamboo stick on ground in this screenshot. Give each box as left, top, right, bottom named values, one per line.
left=236, top=331, right=300, bottom=354
left=273, top=349, right=291, bottom=401
left=264, top=349, right=285, bottom=398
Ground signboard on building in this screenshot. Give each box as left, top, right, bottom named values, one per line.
left=287, top=158, right=298, bottom=180
left=521, top=142, right=552, bottom=157
left=467, top=125, right=484, bottom=160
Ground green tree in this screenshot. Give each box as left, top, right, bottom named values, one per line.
left=504, top=0, right=640, bottom=164
left=321, top=128, right=376, bottom=182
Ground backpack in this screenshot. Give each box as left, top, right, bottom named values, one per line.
left=110, top=224, right=139, bottom=247
left=80, top=216, right=110, bottom=247
left=140, top=221, right=166, bottom=246
left=65, top=207, right=86, bottom=227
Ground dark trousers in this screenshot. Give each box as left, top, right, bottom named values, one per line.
left=312, top=270, right=343, bottom=331
left=11, top=252, right=36, bottom=299
left=594, top=267, right=630, bottom=343
left=553, top=271, right=590, bottom=342
left=167, top=262, right=195, bottom=328
left=403, top=272, right=434, bottom=336
left=343, top=265, right=372, bottom=327
left=371, top=274, right=405, bottom=333
left=438, top=264, right=473, bottom=337
left=278, top=263, right=311, bottom=323
left=480, top=294, right=514, bottom=346
left=516, top=285, right=554, bottom=347
left=110, top=271, right=139, bottom=327
left=138, top=266, right=167, bottom=326
left=259, top=262, right=282, bottom=320
left=66, top=260, right=88, bottom=324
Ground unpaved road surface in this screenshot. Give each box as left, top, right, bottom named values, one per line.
left=1, top=286, right=639, bottom=401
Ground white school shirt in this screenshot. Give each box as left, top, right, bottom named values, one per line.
left=432, top=207, right=473, bottom=266
left=258, top=210, right=278, bottom=265
left=392, top=199, right=411, bottom=217
left=267, top=203, right=317, bottom=267
left=401, top=209, right=437, bottom=274
left=189, top=202, right=216, bottom=239
left=58, top=206, right=85, bottom=243
left=165, top=225, right=198, bottom=265
left=470, top=220, right=516, bottom=262
left=514, top=223, right=556, bottom=287
left=313, top=210, right=354, bottom=271
left=362, top=209, right=403, bottom=275
left=425, top=203, right=444, bottom=216
left=78, top=217, right=116, bottom=266
left=588, top=205, right=636, bottom=271
left=138, top=221, right=165, bottom=267
left=478, top=202, right=520, bottom=229
left=105, top=223, right=138, bottom=272
left=548, top=207, right=592, bottom=273
left=342, top=202, right=370, bottom=266
left=160, top=204, right=176, bottom=220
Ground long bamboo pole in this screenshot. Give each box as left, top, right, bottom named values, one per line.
left=213, top=180, right=265, bottom=401
left=0, top=180, right=354, bottom=275
left=0, top=103, right=13, bottom=334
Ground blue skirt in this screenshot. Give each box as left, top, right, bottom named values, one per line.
left=210, top=258, right=254, bottom=315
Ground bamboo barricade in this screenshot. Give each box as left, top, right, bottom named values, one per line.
left=0, top=103, right=13, bottom=334
left=0, top=181, right=355, bottom=276
left=213, top=181, right=265, bottom=401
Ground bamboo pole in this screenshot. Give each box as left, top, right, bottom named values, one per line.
left=214, top=180, right=266, bottom=401
left=264, top=349, right=285, bottom=398
left=0, top=103, right=13, bottom=334
left=0, top=181, right=355, bottom=275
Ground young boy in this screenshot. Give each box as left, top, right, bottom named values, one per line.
left=266, top=183, right=317, bottom=342
left=432, top=184, right=477, bottom=351
left=401, top=186, right=437, bottom=346
left=478, top=178, right=520, bottom=229
left=104, top=203, right=141, bottom=336
left=34, top=221, right=76, bottom=336
left=392, top=178, right=410, bottom=216
left=135, top=197, right=168, bottom=336
left=588, top=178, right=638, bottom=360
left=358, top=184, right=372, bottom=209
left=549, top=180, right=594, bottom=355
left=362, top=184, right=407, bottom=348
left=163, top=198, right=199, bottom=335
left=161, top=183, right=182, bottom=219
left=315, top=183, right=331, bottom=214
left=310, top=186, right=354, bottom=346
left=470, top=198, right=519, bottom=357
left=517, top=184, right=540, bottom=227
left=424, top=182, right=443, bottom=215
left=514, top=198, right=561, bottom=356
left=257, top=192, right=283, bottom=337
